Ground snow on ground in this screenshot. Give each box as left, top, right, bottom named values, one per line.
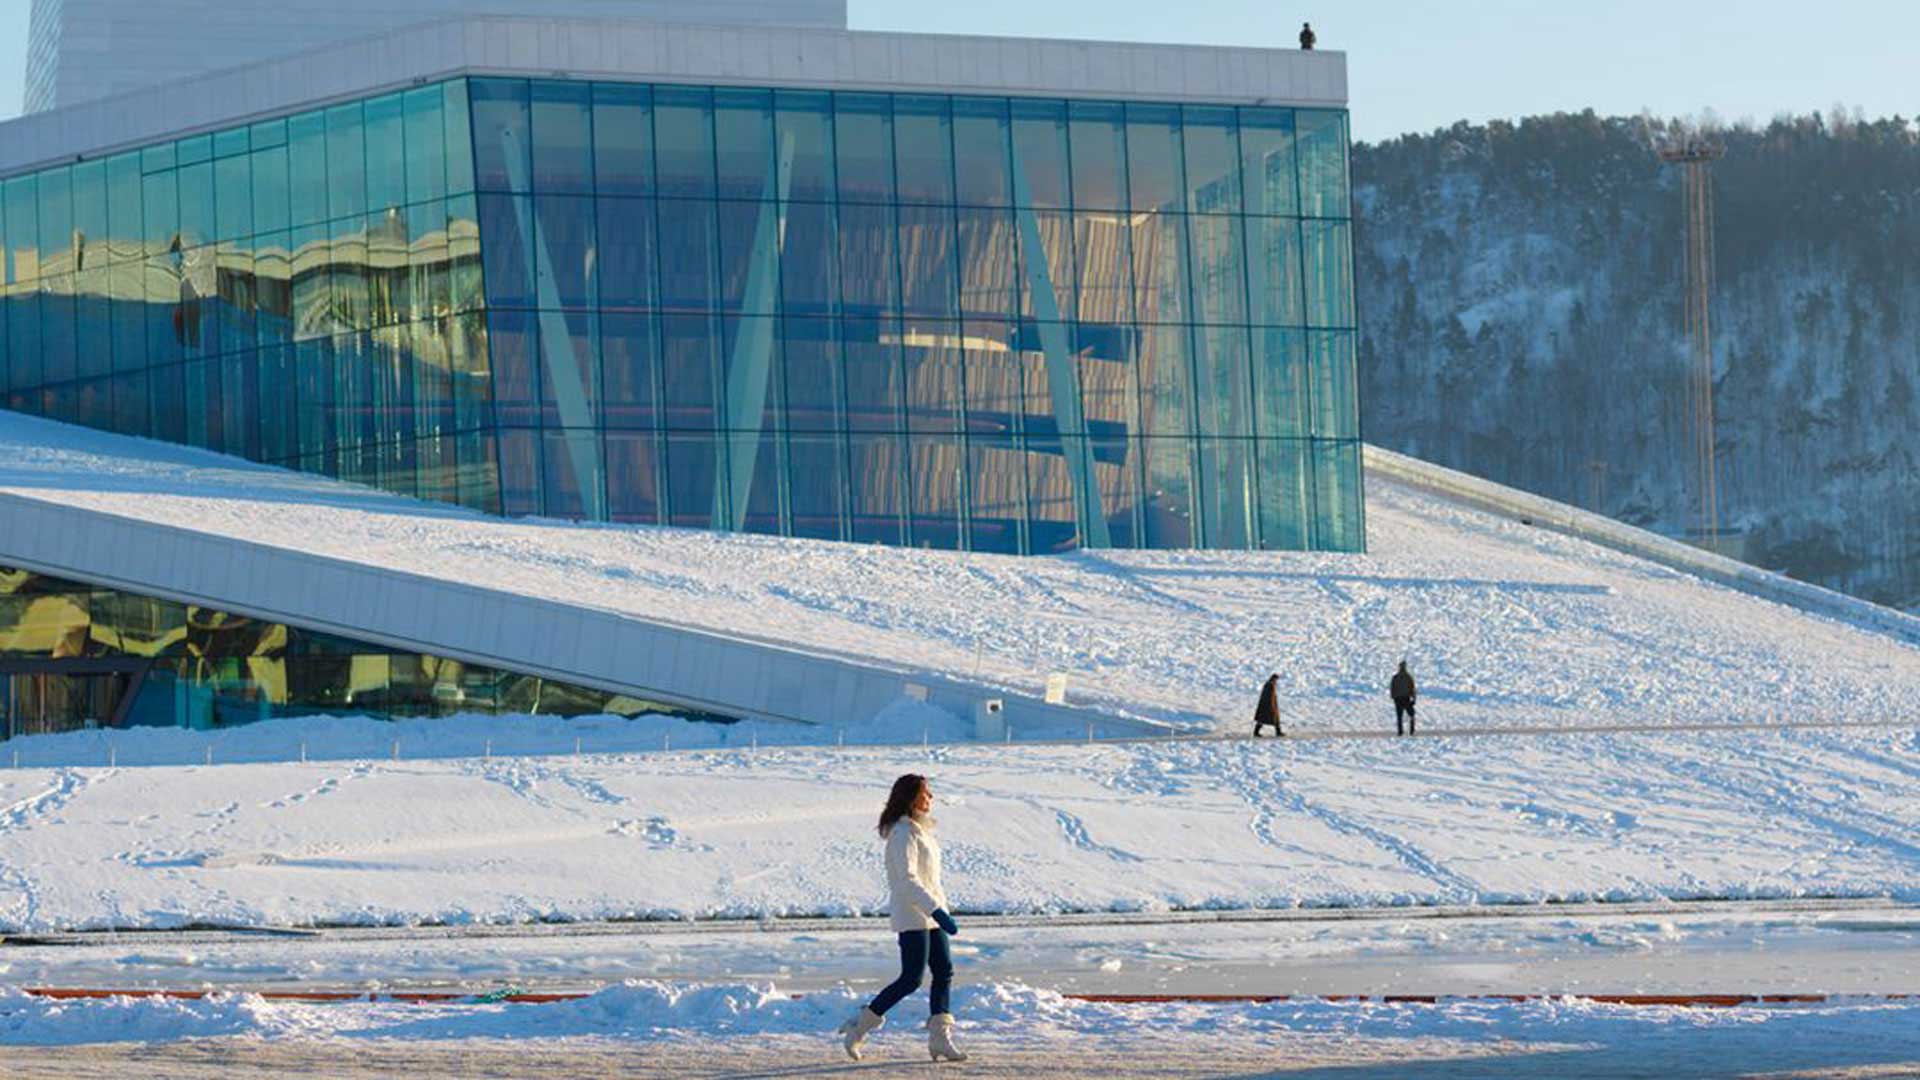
left=3, top=411, right=1916, bottom=734
left=0, top=981, right=1917, bottom=1080
left=0, top=728, right=1914, bottom=933
left=3, top=904, right=1915, bottom=998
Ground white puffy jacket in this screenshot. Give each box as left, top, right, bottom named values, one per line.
left=884, top=815, right=949, bottom=933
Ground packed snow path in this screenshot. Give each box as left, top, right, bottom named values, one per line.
left=2, top=410, right=1916, bottom=733
left=0, top=729, right=1914, bottom=933
left=0, top=982, right=1916, bottom=1079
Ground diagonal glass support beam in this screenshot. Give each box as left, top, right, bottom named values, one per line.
left=1011, top=143, right=1111, bottom=550
left=501, top=130, right=605, bottom=520
left=716, top=132, right=796, bottom=531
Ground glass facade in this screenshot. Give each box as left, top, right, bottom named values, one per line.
left=0, top=566, right=735, bottom=738
left=0, top=76, right=1363, bottom=554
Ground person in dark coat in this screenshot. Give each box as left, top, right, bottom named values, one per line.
left=1253, top=674, right=1285, bottom=737
left=1390, top=661, right=1417, bottom=735
left=1299, top=22, right=1316, bottom=50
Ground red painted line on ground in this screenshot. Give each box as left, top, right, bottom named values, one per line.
left=16, top=988, right=1914, bottom=1008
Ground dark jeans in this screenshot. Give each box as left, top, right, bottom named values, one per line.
left=1395, top=699, right=1417, bottom=735
left=868, top=929, right=952, bottom=1017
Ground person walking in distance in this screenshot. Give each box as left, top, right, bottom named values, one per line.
left=839, top=774, right=968, bottom=1063
left=1299, top=22, right=1316, bottom=50
left=1391, top=661, right=1418, bottom=736
left=1253, top=673, right=1285, bottom=738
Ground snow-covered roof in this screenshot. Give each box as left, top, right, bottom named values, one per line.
left=1, top=411, right=1914, bottom=734
left=0, top=14, right=1348, bottom=178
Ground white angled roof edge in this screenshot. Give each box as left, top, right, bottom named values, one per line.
left=0, top=490, right=1175, bottom=737
left=0, top=14, right=1348, bottom=178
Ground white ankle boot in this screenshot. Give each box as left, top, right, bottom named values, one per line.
left=928, top=1013, right=968, bottom=1062
left=839, top=1006, right=884, bottom=1061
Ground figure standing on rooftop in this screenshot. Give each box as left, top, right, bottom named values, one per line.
left=1391, top=661, right=1418, bottom=736
left=1253, top=674, right=1285, bottom=738
left=1299, top=22, right=1316, bottom=50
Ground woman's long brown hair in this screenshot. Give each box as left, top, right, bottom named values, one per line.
left=878, top=774, right=927, bottom=837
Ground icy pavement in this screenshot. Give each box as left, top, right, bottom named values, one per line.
left=0, top=981, right=1917, bottom=1080
left=3, top=904, right=1916, bottom=999
left=3, top=410, right=1916, bottom=733
left=0, top=728, right=1914, bottom=932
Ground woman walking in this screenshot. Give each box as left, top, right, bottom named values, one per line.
left=839, top=773, right=968, bottom=1062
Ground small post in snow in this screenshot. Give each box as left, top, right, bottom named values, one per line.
left=299, top=741, right=307, bottom=764
left=9, top=750, right=17, bottom=769
left=205, top=745, right=213, bottom=767
left=837, top=728, right=845, bottom=748
left=922, top=725, right=929, bottom=751
left=484, top=738, right=492, bottom=761
left=574, top=736, right=582, bottom=758
left=1086, top=722, right=1094, bottom=745
left=663, top=733, right=670, bottom=753
left=750, top=730, right=758, bottom=754
left=391, top=739, right=399, bottom=762
left=108, top=743, right=116, bottom=769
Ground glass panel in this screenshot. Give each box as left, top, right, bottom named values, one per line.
left=478, top=194, right=535, bottom=308
left=786, top=433, right=845, bottom=540
left=443, top=80, right=476, bottom=198
left=1302, top=219, right=1354, bottom=327
left=1131, top=211, right=1190, bottom=325
left=403, top=87, right=448, bottom=205
left=900, top=320, right=962, bottom=434
left=842, top=316, right=901, bottom=433
left=72, top=160, right=107, bottom=261
left=906, top=434, right=963, bottom=550
left=893, top=96, right=954, bottom=205
left=1076, top=320, right=1137, bottom=435
left=1068, top=101, right=1126, bottom=211
left=1297, top=110, right=1351, bottom=219
left=1091, top=435, right=1144, bottom=549
left=1252, top=327, right=1310, bottom=439
left=288, top=111, right=330, bottom=228
left=1018, top=210, right=1075, bottom=322
left=962, top=317, right=1018, bottom=438
left=497, top=428, right=542, bottom=516
left=535, top=195, right=597, bottom=309
left=251, top=127, right=290, bottom=236
left=6, top=176, right=39, bottom=284
left=539, top=309, right=600, bottom=429
left=1239, top=107, right=1299, bottom=217
left=1245, top=216, right=1304, bottom=327
left=288, top=224, right=330, bottom=342
left=1312, top=438, right=1364, bottom=551
left=653, top=86, right=716, bottom=199
left=214, top=152, right=251, bottom=243
left=1073, top=211, right=1131, bottom=324
left=363, top=91, right=407, bottom=212
left=1188, top=214, right=1247, bottom=325
left=664, top=432, right=721, bottom=528
left=967, top=435, right=1025, bottom=554
left=106, top=152, right=142, bottom=267
left=779, top=315, right=841, bottom=434
left=542, top=429, right=602, bottom=519
left=660, top=313, right=720, bottom=429
left=1309, top=330, right=1358, bottom=438
left=1010, top=99, right=1069, bottom=209
left=714, top=88, right=775, bottom=200
left=1256, top=438, right=1311, bottom=550
left=955, top=207, right=1016, bottom=320
left=848, top=432, right=906, bottom=544
left=176, top=160, right=214, bottom=248
left=779, top=200, right=837, bottom=317
left=530, top=80, right=593, bottom=195
left=835, top=94, right=895, bottom=205
left=326, top=102, right=368, bottom=219
left=1142, top=436, right=1195, bottom=547
left=1137, top=323, right=1192, bottom=437
left=329, top=217, right=369, bottom=333
left=897, top=206, right=957, bottom=319
left=592, top=83, right=654, bottom=197
left=1192, top=326, right=1251, bottom=439
left=1182, top=106, right=1241, bottom=214
left=1196, top=437, right=1255, bottom=549
left=775, top=90, right=835, bottom=202
left=952, top=97, right=1013, bottom=207
left=656, top=200, right=716, bottom=312
left=837, top=203, right=898, bottom=316
left=1025, top=432, right=1081, bottom=553
left=469, top=78, right=531, bottom=194
left=486, top=309, right=538, bottom=427
left=598, top=196, right=657, bottom=309
left=602, top=311, right=659, bottom=429
left=606, top=430, right=662, bottom=524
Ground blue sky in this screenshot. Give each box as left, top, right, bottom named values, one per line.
left=0, top=0, right=1915, bottom=140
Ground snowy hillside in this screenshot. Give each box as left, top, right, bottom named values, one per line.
left=0, top=727, right=1913, bottom=932
left=3, top=411, right=1917, bottom=735
left=1355, top=111, right=1920, bottom=613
